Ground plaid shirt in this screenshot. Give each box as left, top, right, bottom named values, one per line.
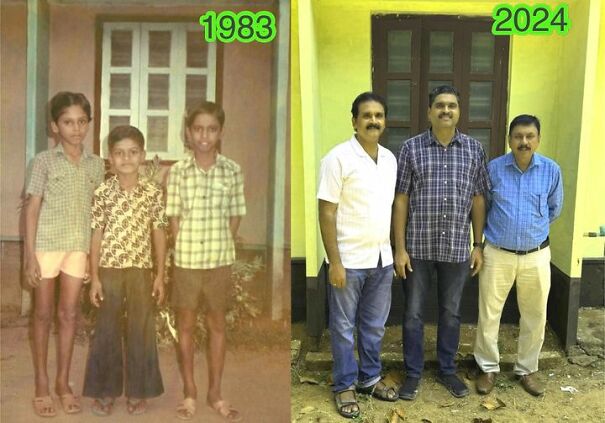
left=166, top=154, right=246, bottom=269
left=396, top=129, right=490, bottom=262
left=26, top=144, right=105, bottom=252
left=91, top=175, right=168, bottom=268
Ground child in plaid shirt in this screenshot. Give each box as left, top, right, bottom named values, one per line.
left=167, top=102, right=246, bottom=421
left=83, top=125, right=166, bottom=416
left=24, top=92, right=105, bottom=417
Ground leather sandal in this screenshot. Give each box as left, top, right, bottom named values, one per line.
left=334, top=389, right=360, bottom=419
left=357, top=378, right=398, bottom=401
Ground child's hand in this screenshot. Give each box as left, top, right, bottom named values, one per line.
left=89, top=281, right=104, bottom=307
left=25, top=257, right=42, bottom=288
left=152, top=277, right=165, bottom=305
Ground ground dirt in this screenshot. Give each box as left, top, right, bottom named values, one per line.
left=1, top=315, right=290, bottom=422
left=291, top=320, right=605, bottom=423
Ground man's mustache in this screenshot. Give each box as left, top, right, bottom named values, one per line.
left=366, top=124, right=381, bottom=130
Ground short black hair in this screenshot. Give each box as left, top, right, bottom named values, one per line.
left=428, top=85, right=461, bottom=107
left=185, top=101, right=226, bottom=128
left=50, top=91, right=92, bottom=122
left=508, top=114, right=541, bottom=136
left=108, top=125, right=145, bottom=151
left=351, top=92, right=387, bottom=118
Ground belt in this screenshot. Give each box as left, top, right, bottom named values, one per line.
left=494, top=238, right=550, bottom=255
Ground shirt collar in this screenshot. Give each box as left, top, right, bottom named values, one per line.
left=184, top=153, right=228, bottom=170
left=426, top=128, right=462, bottom=147
left=504, top=152, right=541, bottom=170
left=349, top=134, right=390, bottom=159
left=107, top=174, right=147, bottom=193
left=52, top=142, right=91, bottom=159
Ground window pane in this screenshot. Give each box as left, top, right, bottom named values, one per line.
left=384, top=127, right=410, bottom=154
left=186, top=75, right=207, bottom=110
left=108, top=116, right=130, bottom=132
left=147, top=116, right=168, bottom=152
left=468, top=128, right=491, bottom=155
left=111, top=30, right=132, bottom=67
left=429, top=32, right=453, bottom=73
left=187, top=31, right=208, bottom=68
left=148, top=31, right=171, bottom=67
left=387, top=80, right=411, bottom=121
left=387, top=31, right=411, bottom=73
left=110, top=74, right=130, bottom=109
left=471, top=33, right=494, bottom=73
left=428, top=80, right=453, bottom=96
left=148, top=74, right=169, bottom=110
left=469, top=82, right=492, bottom=121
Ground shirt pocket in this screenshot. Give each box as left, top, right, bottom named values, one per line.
left=527, top=191, right=548, bottom=218
left=210, top=182, right=231, bottom=214
left=46, top=169, right=69, bottom=197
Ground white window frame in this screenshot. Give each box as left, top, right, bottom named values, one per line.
left=100, top=22, right=217, bottom=160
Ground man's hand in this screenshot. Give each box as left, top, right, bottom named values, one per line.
left=328, top=262, right=346, bottom=288
left=394, top=249, right=413, bottom=279
left=470, top=247, right=484, bottom=277
left=152, top=276, right=165, bottom=305
left=89, top=279, right=104, bottom=308
left=24, top=256, right=42, bottom=288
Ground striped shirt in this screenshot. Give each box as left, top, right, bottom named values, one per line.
left=26, top=144, right=105, bottom=252
left=484, top=152, right=563, bottom=251
left=91, top=175, right=168, bottom=268
left=166, top=154, right=246, bottom=269
left=396, top=129, right=490, bottom=263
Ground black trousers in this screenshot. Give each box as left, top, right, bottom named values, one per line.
left=83, top=268, right=164, bottom=399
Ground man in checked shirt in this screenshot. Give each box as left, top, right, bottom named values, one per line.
left=393, top=85, right=490, bottom=400
left=166, top=102, right=246, bottom=421
left=474, top=115, right=563, bottom=397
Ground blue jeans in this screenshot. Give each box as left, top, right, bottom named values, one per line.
left=402, top=258, right=469, bottom=378
left=328, top=261, right=393, bottom=392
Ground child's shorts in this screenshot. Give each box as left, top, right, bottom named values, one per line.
left=35, top=251, right=87, bottom=279
left=171, top=266, right=233, bottom=312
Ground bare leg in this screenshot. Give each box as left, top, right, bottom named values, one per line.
left=177, top=308, right=198, bottom=399
left=32, top=278, right=56, bottom=397
left=205, top=309, right=227, bottom=405
left=55, top=272, right=83, bottom=395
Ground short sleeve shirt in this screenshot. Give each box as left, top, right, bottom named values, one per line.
left=395, top=129, right=490, bottom=262
left=91, top=175, right=168, bottom=269
left=317, top=136, right=398, bottom=269
left=26, top=144, right=105, bottom=252
left=166, top=154, right=246, bottom=269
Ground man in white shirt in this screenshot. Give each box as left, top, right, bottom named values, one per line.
left=318, top=92, right=398, bottom=419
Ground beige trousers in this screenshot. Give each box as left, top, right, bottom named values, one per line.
left=474, top=243, right=551, bottom=375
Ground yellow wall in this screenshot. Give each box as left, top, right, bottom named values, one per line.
left=574, top=0, right=605, bottom=261
left=292, top=0, right=604, bottom=277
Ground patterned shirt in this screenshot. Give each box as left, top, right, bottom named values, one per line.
left=166, top=154, right=246, bottom=269
left=484, top=153, right=563, bottom=251
left=91, top=175, right=168, bottom=268
left=396, top=129, right=490, bottom=262
left=26, top=144, right=105, bottom=252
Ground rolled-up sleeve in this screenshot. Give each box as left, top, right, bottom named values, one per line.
left=317, top=154, right=342, bottom=203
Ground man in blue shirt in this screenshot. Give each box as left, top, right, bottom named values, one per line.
left=474, top=114, right=563, bottom=397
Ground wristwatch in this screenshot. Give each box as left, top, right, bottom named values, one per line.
left=473, top=242, right=484, bottom=248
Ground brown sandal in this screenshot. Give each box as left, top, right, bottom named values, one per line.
left=357, top=378, right=398, bottom=401
left=334, top=389, right=360, bottom=419
left=33, top=396, right=56, bottom=417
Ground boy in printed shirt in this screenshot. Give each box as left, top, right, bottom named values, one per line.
left=167, top=102, right=246, bottom=421
left=83, top=125, right=166, bottom=416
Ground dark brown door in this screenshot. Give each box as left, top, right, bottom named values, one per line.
left=372, top=15, right=510, bottom=159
